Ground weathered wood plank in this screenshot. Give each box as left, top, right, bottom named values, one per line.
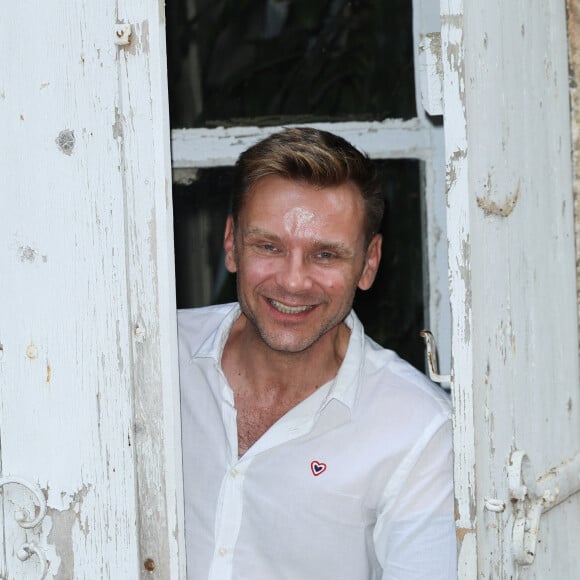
left=440, top=2, right=478, bottom=577
left=567, top=0, right=580, bottom=352
left=115, top=1, right=185, bottom=576
left=0, top=1, right=184, bottom=577
left=171, top=119, right=434, bottom=168
left=443, top=0, right=580, bottom=577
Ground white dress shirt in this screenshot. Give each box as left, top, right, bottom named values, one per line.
left=179, top=303, right=456, bottom=580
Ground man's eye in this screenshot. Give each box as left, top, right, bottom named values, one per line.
left=261, top=244, right=278, bottom=252
left=316, top=252, right=334, bottom=260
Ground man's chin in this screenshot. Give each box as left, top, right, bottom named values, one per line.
left=257, top=331, right=318, bottom=355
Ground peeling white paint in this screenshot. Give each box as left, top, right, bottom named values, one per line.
left=54, top=129, right=75, bottom=156
left=171, top=119, right=435, bottom=168
left=476, top=179, right=520, bottom=217
left=441, top=3, right=481, bottom=578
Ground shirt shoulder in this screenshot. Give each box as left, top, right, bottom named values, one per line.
left=359, top=335, right=451, bottom=432
left=177, top=302, right=238, bottom=359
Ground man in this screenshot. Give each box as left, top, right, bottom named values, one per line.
left=179, top=128, right=456, bottom=579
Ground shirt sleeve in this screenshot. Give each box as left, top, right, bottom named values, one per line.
left=373, top=418, right=457, bottom=580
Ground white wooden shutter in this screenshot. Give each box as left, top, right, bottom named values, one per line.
left=0, top=2, right=185, bottom=578
left=441, top=1, right=580, bottom=578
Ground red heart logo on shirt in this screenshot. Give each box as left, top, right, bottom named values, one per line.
left=310, top=460, right=327, bottom=476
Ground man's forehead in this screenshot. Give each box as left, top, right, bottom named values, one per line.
left=235, top=175, right=367, bottom=239
left=283, top=206, right=315, bottom=231
left=246, top=174, right=363, bottom=198
left=243, top=178, right=365, bottom=212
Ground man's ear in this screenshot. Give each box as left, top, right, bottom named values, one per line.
left=224, top=215, right=238, bottom=273
left=357, top=234, right=382, bottom=291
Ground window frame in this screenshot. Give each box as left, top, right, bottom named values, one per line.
left=169, top=0, right=450, bottom=378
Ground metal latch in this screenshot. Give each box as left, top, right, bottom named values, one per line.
left=420, top=330, right=450, bottom=384
left=508, top=450, right=580, bottom=566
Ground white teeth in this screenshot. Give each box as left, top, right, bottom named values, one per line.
left=270, top=300, right=313, bottom=314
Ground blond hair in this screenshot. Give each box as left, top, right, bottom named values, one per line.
left=232, top=128, right=383, bottom=245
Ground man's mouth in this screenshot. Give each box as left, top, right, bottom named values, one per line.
left=268, top=299, right=315, bottom=315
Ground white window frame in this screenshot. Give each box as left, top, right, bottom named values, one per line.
left=169, top=0, right=450, bottom=377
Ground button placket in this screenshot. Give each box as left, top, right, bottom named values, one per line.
left=208, top=460, right=249, bottom=580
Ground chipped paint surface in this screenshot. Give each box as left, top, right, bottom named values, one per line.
left=55, top=129, right=75, bottom=156
left=443, top=0, right=580, bottom=577
left=567, top=0, right=580, bottom=351
left=476, top=180, right=519, bottom=217
left=44, top=485, right=91, bottom=578
left=171, top=119, right=435, bottom=168
left=17, top=245, right=47, bottom=264
left=441, top=4, right=477, bottom=578
left=1, top=0, right=185, bottom=578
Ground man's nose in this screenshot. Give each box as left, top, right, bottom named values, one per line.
left=276, top=253, right=313, bottom=292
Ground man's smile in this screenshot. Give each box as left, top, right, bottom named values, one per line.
left=268, top=298, right=316, bottom=315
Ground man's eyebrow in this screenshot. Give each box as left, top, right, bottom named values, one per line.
left=311, top=240, right=353, bottom=255
left=243, top=227, right=282, bottom=241
left=243, top=227, right=353, bottom=254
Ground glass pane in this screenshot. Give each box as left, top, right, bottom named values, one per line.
left=172, top=159, right=424, bottom=370
left=173, top=168, right=235, bottom=308
left=353, top=160, right=424, bottom=371
left=167, top=0, right=416, bottom=128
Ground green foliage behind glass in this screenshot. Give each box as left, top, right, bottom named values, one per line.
left=167, top=0, right=416, bottom=127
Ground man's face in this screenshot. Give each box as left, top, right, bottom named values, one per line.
left=224, top=175, right=382, bottom=354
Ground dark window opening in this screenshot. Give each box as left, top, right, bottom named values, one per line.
left=166, top=0, right=416, bottom=128
left=172, top=159, right=424, bottom=370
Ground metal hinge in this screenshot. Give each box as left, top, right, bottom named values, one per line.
left=507, top=450, right=580, bottom=566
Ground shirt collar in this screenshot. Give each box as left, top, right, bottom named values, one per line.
left=192, top=302, right=241, bottom=363
left=325, top=310, right=365, bottom=411
left=191, top=303, right=365, bottom=411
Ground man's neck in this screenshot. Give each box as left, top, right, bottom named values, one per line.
left=222, top=313, right=350, bottom=403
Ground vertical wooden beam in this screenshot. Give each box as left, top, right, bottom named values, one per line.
left=567, top=0, right=580, bottom=351
left=440, top=2, right=478, bottom=577
left=115, top=1, right=185, bottom=577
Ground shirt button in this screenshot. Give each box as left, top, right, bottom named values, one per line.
left=230, top=468, right=239, bottom=478
left=218, top=547, right=228, bottom=557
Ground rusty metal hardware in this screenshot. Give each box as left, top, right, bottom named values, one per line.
left=508, top=450, right=580, bottom=566
left=419, top=330, right=451, bottom=384
left=114, top=24, right=132, bottom=46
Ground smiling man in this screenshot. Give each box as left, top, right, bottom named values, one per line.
left=178, top=128, right=456, bottom=579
